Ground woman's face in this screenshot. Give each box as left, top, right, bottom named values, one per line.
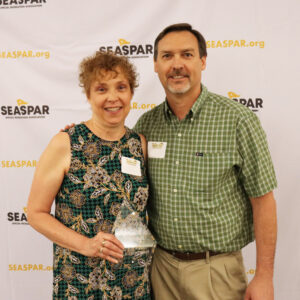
left=88, top=68, right=132, bottom=128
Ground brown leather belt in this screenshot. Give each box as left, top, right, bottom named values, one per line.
left=158, top=245, right=222, bottom=261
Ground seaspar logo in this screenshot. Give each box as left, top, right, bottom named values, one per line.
left=131, top=102, right=156, bottom=110
left=7, top=207, right=28, bottom=225
left=9, top=264, right=53, bottom=271
left=228, top=92, right=263, bottom=112
left=1, top=98, right=50, bottom=119
left=0, top=50, right=50, bottom=59
left=1, top=160, right=37, bottom=168
left=99, top=38, right=153, bottom=59
left=0, top=0, right=46, bottom=9
left=207, top=39, right=265, bottom=49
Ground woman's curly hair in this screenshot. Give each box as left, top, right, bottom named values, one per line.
left=79, top=51, right=138, bottom=97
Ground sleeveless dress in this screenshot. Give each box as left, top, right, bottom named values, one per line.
left=53, top=123, right=152, bottom=300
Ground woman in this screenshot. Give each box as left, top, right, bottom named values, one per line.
left=27, top=51, right=152, bottom=299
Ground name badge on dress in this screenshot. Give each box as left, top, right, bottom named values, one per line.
left=148, top=141, right=167, bottom=158
left=121, top=156, right=141, bottom=176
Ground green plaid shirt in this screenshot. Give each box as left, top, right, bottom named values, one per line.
left=134, top=85, right=277, bottom=252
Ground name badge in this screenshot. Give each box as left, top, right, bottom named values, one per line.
left=148, top=141, right=167, bottom=158
left=121, top=156, right=141, bottom=176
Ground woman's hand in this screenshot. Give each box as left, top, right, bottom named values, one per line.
left=83, top=232, right=124, bottom=264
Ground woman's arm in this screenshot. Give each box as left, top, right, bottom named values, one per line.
left=27, top=132, right=123, bottom=263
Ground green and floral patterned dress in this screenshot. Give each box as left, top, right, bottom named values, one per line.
left=53, top=123, right=152, bottom=300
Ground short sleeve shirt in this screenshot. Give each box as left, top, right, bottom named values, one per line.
left=134, top=85, right=277, bottom=252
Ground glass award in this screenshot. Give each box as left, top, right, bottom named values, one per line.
left=113, top=202, right=156, bottom=249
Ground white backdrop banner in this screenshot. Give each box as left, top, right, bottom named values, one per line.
left=1, top=0, right=300, bottom=299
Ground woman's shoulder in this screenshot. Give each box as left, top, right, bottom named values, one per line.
left=125, top=128, right=147, bottom=159
left=48, top=131, right=70, bottom=153
left=50, top=123, right=85, bottom=149
left=62, top=123, right=93, bottom=145
left=63, top=122, right=85, bottom=135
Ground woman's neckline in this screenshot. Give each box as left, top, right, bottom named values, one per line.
left=82, top=122, right=128, bottom=142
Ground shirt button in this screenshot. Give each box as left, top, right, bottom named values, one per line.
left=174, top=218, right=178, bottom=222
left=175, top=160, right=179, bottom=165
left=173, top=189, right=177, bottom=193
left=178, top=245, right=182, bottom=249
left=178, top=133, right=182, bottom=137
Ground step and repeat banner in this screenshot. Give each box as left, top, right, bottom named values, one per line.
left=1, top=0, right=299, bottom=299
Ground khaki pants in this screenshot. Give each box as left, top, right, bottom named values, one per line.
left=151, top=247, right=248, bottom=300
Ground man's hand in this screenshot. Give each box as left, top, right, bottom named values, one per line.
left=60, top=123, right=75, bottom=132
left=244, top=274, right=274, bottom=300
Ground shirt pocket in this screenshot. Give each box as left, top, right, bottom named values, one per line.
left=186, top=152, right=237, bottom=195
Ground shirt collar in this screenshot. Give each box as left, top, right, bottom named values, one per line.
left=163, top=84, right=209, bottom=120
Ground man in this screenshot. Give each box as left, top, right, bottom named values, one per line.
left=134, top=23, right=277, bottom=300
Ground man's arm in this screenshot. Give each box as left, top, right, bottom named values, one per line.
left=244, top=191, right=277, bottom=300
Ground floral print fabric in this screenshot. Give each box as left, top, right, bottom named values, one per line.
left=53, top=124, right=151, bottom=300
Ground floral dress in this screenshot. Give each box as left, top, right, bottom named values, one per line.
left=53, top=124, right=152, bottom=300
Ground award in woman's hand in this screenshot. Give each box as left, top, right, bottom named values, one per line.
left=113, top=203, right=156, bottom=249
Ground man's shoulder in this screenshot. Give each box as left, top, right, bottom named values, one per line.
left=133, top=102, right=165, bottom=134
left=136, top=102, right=164, bottom=124
left=140, top=102, right=165, bottom=118
left=206, top=90, right=254, bottom=119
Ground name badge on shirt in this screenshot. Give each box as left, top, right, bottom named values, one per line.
left=148, top=141, right=167, bottom=158
left=121, top=156, right=141, bottom=176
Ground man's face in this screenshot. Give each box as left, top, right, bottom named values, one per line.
left=154, top=31, right=206, bottom=96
